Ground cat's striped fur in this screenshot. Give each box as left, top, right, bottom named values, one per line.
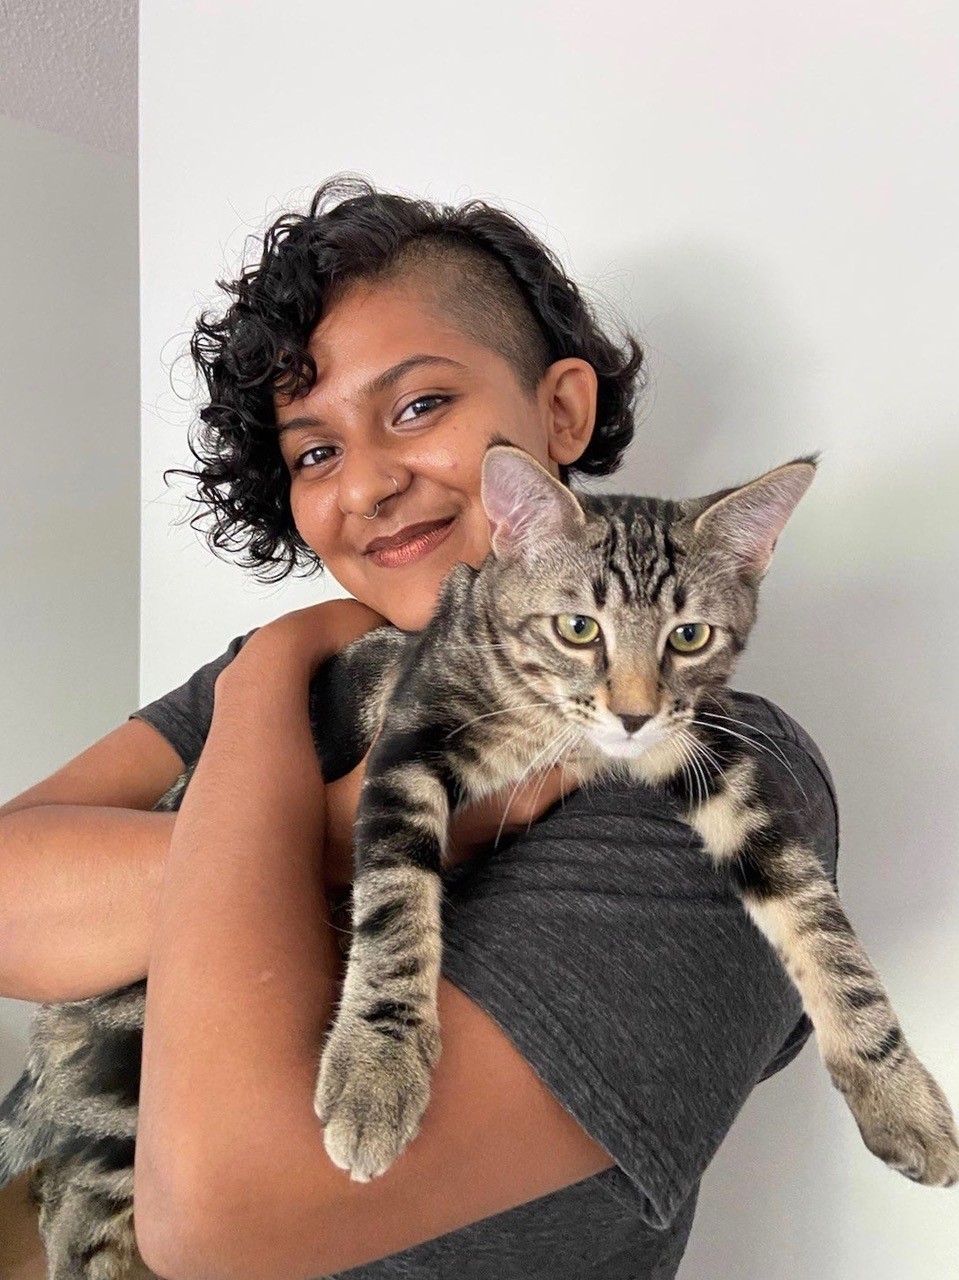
left=316, top=448, right=958, bottom=1185
left=2, top=446, right=956, bottom=1277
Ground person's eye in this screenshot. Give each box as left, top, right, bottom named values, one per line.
left=396, top=394, right=449, bottom=423
left=294, top=444, right=337, bottom=471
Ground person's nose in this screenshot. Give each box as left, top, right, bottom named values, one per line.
left=336, top=442, right=404, bottom=520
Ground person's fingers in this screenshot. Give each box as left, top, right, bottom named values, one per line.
left=446, top=767, right=573, bottom=858
left=500, top=766, right=575, bottom=824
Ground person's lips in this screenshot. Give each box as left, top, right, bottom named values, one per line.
left=364, top=517, right=457, bottom=568
left=363, top=518, right=454, bottom=555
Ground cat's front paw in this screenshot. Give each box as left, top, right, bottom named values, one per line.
left=315, top=1012, right=441, bottom=1182
left=844, top=1052, right=959, bottom=1187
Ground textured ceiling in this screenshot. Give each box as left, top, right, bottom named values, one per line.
left=0, top=0, right=136, bottom=157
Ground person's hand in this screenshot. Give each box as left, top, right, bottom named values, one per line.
left=447, top=765, right=580, bottom=865
left=323, top=749, right=581, bottom=891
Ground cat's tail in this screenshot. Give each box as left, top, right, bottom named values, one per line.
left=0, top=1068, right=62, bottom=1187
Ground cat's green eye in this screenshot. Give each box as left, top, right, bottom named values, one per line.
left=554, top=614, right=601, bottom=646
left=668, top=622, right=712, bottom=654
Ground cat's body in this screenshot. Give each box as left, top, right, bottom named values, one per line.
left=2, top=448, right=956, bottom=1278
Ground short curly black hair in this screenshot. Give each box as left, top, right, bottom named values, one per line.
left=167, top=174, right=646, bottom=583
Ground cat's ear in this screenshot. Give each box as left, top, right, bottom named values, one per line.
left=693, top=455, right=818, bottom=579
left=481, top=445, right=586, bottom=559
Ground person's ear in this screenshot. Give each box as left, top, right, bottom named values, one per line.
left=538, top=358, right=598, bottom=467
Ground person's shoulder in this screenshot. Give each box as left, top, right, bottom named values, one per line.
left=728, top=687, right=827, bottom=760
left=712, top=688, right=839, bottom=882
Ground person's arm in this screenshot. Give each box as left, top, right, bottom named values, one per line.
left=135, top=681, right=838, bottom=1280
left=0, top=718, right=186, bottom=1001
left=0, top=611, right=552, bottom=1002
left=0, top=627, right=267, bottom=1002
left=132, top=612, right=614, bottom=1280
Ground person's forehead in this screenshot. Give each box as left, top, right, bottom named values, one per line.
left=273, top=276, right=515, bottom=420
left=275, top=317, right=473, bottom=424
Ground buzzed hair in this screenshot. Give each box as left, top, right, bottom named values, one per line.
left=378, top=236, right=553, bottom=398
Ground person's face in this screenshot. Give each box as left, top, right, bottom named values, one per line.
left=275, top=277, right=597, bottom=631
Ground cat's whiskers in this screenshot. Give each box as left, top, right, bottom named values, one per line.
left=555, top=751, right=575, bottom=816
left=676, top=732, right=706, bottom=808
left=521, top=729, right=583, bottom=834
left=443, top=699, right=560, bottom=740
left=689, top=735, right=727, bottom=808
left=674, top=731, right=704, bottom=810
left=682, top=722, right=726, bottom=801
left=690, top=718, right=808, bottom=802
left=682, top=728, right=726, bottom=779
left=696, top=698, right=806, bottom=793
left=493, top=725, right=581, bottom=848
left=699, top=693, right=799, bottom=768
left=675, top=742, right=700, bottom=813
left=675, top=729, right=709, bottom=812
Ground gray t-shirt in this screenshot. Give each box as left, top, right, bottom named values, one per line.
left=130, top=631, right=839, bottom=1280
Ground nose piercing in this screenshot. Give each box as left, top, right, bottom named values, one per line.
left=363, top=475, right=399, bottom=519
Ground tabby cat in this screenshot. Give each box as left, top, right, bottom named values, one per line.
left=2, top=445, right=956, bottom=1278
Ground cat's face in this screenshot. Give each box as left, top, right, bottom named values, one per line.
left=479, top=446, right=815, bottom=764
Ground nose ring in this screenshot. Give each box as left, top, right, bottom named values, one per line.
left=363, top=475, right=399, bottom=520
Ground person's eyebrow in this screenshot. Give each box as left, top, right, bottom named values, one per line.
left=275, top=354, right=467, bottom=435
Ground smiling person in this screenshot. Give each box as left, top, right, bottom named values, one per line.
left=0, top=177, right=837, bottom=1280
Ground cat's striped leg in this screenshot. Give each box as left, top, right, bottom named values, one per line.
left=0, top=1068, right=51, bottom=1187
left=315, top=750, right=451, bottom=1182
left=740, top=844, right=959, bottom=1186
left=686, top=763, right=959, bottom=1185
left=36, top=1151, right=156, bottom=1280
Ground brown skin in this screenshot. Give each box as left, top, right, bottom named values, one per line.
left=0, top=270, right=611, bottom=1277
left=136, top=627, right=616, bottom=1280
left=268, top=277, right=602, bottom=885
left=276, top=275, right=596, bottom=630
left=134, top=279, right=616, bottom=1279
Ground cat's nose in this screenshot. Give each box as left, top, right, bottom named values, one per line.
left=619, top=713, right=651, bottom=734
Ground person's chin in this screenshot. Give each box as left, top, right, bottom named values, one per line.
left=389, top=598, right=433, bottom=633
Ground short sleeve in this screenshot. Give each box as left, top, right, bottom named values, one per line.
left=439, top=692, right=839, bottom=1230
left=128, top=629, right=259, bottom=767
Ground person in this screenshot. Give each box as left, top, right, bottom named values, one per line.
left=0, top=176, right=838, bottom=1280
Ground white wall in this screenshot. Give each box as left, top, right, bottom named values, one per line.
left=0, top=116, right=140, bottom=1091
left=140, top=2, right=959, bottom=1275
